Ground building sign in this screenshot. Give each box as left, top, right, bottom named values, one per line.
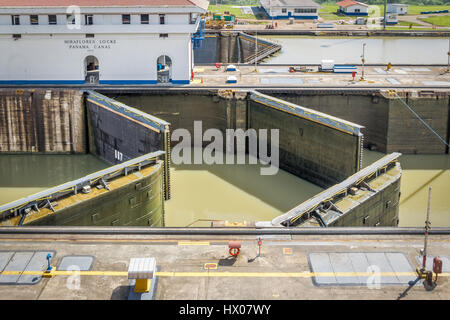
left=64, top=39, right=117, bottom=50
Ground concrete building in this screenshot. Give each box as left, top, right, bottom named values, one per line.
left=385, top=13, right=399, bottom=25
left=387, top=3, right=408, bottom=15
left=336, top=0, right=369, bottom=16
left=260, top=0, right=320, bottom=20
left=0, top=0, right=209, bottom=85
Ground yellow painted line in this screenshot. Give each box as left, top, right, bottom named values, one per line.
left=2, top=270, right=450, bottom=278
left=178, top=241, right=210, bottom=246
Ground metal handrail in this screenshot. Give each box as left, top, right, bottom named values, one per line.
left=0, top=151, right=165, bottom=219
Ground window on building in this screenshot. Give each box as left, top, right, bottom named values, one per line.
left=355, top=9, right=361, bottom=13
left=122, top=14, right=131, bottom=24
left=189, top=13, right=196, bottom=24
left=48, top=15, right=57, bottom=25
left=141, top=14, right=149, bottom=24
left=159, top=33, right=168, bottom=38
left=12, top=34, right=21, bottom=40
left=11, top=15, right=20, bottom=25
left=159, top=14, right=165, bottom=25
left=67, top=14, right=76, bottom=25
left=30, top=15, right=39, bottom=25
left=86, top=34, right=95, bottom=38
left=85, top=15, right=94, bottom=25
left=281, top=8, right=287, bottom=13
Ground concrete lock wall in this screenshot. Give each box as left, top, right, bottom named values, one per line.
left=0, top=89, right=86, bottom=153
left=26, top=161, right=165, bottom=227
left=86, top=92, right=167, bottom=164
left=107, top=91, right=362, bottom=188
left=385, top=93, right=449, bottom=154
left=249, top=92, right=363, bottom=188
left=194, top=32, right=280, bottom=64
left=194, top=32, right=238, bottom=64
left=85, top=91, right=171, bottom=200
left=194, top=34, right=220, bottom=64
left=0, top=89, right=169, bottom=227
left=330, top=169, right=401, bottom=227
left=268, top=91, right=450, bottom=154
left=103, top=91, right=248, bottom=146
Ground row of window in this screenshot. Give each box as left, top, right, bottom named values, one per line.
left=9, top=14, right=196, bottom=26
left=281, top=8, right=317, bottom=14
left=12, top=33, right=169, bottom=39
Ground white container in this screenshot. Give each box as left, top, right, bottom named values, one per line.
left=321, top=60, right=335, bottom=70
left=226, top=76, right=237, bottom=83
left=226, top=64, right=237, bottom=72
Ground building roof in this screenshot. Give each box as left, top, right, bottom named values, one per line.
left=388, top=3, right=409, bottom=6
left=336, top=0, right=368, bottom=8
left=260, top=0, right=320, bottom=8
left=0, top=0, right=209, bottom=10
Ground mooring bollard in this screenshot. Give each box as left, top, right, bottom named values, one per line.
left=228, top=241, right=241, bottom=257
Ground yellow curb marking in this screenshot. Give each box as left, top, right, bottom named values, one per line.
left=177, top=241, right=210, bottom=246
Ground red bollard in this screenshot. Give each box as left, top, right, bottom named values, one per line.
left=352, top=71, right=356, bottom=81
left=228, top=241, right=241, bottom=257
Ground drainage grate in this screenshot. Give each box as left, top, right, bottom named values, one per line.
left=57, top=256, right=95, bottom=271
left=0, top=251, right=55, bottom=285
left=308, top=252, right=416, bottom=286
left=260, top=77, right=304, bottom=85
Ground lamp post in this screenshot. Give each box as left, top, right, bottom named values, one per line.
left=422, top=187, right=432, bottom=272
left=383, top=0, right=387, bottom=30
left=447, top=38, right=449, bottom=72
left=254, top=30, right=258, bottom=73
left=360, top=43, right=366, bottom=81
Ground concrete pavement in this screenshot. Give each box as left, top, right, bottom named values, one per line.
left=0, top=232, right=449, bottom=300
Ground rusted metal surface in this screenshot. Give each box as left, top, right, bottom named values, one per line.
left=0, top=89, right=85, bottom=153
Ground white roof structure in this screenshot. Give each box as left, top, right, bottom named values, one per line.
left=260, top=0, right=320, bottom=8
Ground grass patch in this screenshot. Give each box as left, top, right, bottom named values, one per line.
left=396, top=20, right=423, bottom=27
left=385, top=26, right=443, bottom=31
left=208, top=5, right=259, bottom=19
left=420, top=15, right=450, bottom=27
left=319, top=4, right=353, bottom=21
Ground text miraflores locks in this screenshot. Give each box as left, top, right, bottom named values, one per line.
left=64, top=39, right=117, bottom=49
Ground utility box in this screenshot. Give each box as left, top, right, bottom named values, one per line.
left=385, top=13, right=398, bottom=25
left=226, top=64, right=237, bottom=72
left=433, top=257, right=443, bottom=274
left=355, top=17, right=366, bottom=25
left=320, top=59, right=335, bottom=72
left=128, top=257, right=156, bottom=293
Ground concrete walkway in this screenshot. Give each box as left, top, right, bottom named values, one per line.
left=0, top=232, right=449, bottom=300
left=192, top=65, right=450, bottom=88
